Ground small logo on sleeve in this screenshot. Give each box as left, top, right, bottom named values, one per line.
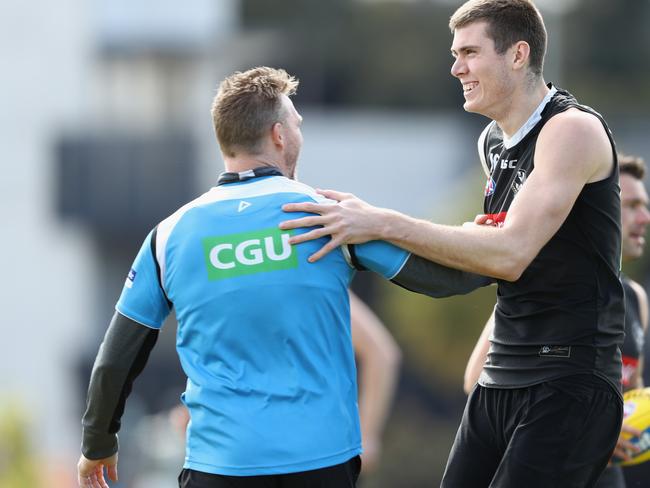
left=539, top=345, right=571, bottom=358
left=125, top=269, right=137, bottom=289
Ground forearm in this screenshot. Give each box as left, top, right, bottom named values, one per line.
left=463, top=312, right=494, bottom=394
left=350, top=293, right=401, bottom=449
left=358, top=352, right=400, bottom=446
left=393, top=254, right=493, bottom=298
left=377, top=209, right=525, bottom=281
left=82, top=312, right=159, bottom=459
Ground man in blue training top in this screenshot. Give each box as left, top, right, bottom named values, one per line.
left=77, top=67, right=489, bottom=488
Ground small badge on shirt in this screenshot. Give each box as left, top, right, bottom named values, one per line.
left=125, top=268, right=137, bottom=289
left=539, top=345, right=571, bottom=358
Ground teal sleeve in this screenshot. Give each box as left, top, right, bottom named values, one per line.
left=352, top=240, right=410, bottom=279
left=115, top=230, right=171, bottom=329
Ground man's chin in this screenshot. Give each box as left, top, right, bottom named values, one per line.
left=463, top=100, right=479, bottom=114
left=625, top=248, right=644, bottom=260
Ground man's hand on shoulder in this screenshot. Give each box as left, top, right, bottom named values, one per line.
left=280, top=189, right=389, bottom=262
left=77, top=453, right=118, bottom=488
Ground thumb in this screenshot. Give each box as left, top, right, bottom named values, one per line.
left=474, top=214, right=489, bottom=224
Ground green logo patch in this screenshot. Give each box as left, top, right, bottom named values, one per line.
left=202, top=228, right=297, bottom=280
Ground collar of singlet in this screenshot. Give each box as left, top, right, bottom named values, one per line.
left=217, top=167, right=285, bottom=186
left=502, top=84, right=558, bottom=149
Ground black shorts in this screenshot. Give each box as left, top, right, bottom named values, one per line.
left=442, top=374, right=623, bottom=488
left=623, top=460, right=650, bottom=487
left=593, top=465, right=625, bottom=488
left=178, top=456, right=361, bottom=488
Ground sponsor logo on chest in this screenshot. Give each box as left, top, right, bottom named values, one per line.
left=490, top=152, right=518, bottom=171
left=202, top=228, right=297, bottom=280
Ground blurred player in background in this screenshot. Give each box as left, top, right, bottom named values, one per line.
left=464, top=154, right=650, bottom=487
left=617, top=154, right=650, bottom=487
left=601, top=154, right=649, bottom=487
left=279, top=1, right=625, bottom=486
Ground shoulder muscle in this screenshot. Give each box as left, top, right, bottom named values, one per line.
left=536, top=108, right=613, bottom=183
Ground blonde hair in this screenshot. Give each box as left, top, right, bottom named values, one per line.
left=211, top=67, right=299, bottom=157
left=450, top=0, right=547, bottom=77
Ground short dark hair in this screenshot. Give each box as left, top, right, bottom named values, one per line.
left=211, top=67, right=299, bottom=157
left=449, top=0, right=547, bottom=77
left=619, top=153, right=646, bottom=180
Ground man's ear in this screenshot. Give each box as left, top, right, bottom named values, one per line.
left=271, top=121, right=284, bottom=148
left=511, top=41, right=531, bottom=71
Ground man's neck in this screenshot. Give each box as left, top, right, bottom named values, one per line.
left=223, top=155, right=288, bottom=177
left=496, top=79, right=549, bottom=138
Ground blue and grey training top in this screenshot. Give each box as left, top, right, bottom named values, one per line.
left=116, top=173, right=409, bottom=476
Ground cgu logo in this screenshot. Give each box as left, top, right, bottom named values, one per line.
left=202, top=228, right=297, bottom=280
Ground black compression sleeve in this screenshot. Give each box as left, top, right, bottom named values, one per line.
left=81, top=311, right=159, bottom=459
left=391, top=254, right=493, bottom=298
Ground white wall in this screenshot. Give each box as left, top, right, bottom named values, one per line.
left=0, top=0, right=97, bottom=470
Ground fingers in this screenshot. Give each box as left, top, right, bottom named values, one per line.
left=106, top=462, right=119, bottom=482
left=621, top=424, right=642, bottom=437
left=282, top=202, right=330, bottom=215
left=316, top=189, right=354, bottom=202
left=307, top=239, right=340, bottom=263
left=79, top=470, right=104, bottom=488
left=288, top=227, right=332, bottom=245
left=78, top=455, right=117, bottom=488
left=280, top=215, right=327, bottom=231
left=474, top=214, right=494, bottom=226
left=612, top=431, right=642, bottom=462
left=612, top=445, right=632, bottom=462
left=95, top=465, right=110, bottom=488
left=616, top=438, right=640, bottom=456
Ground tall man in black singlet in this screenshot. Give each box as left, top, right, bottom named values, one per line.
left=279, top=1, right=625, bottom=486
left=463, top=154, right=650, bottom=488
